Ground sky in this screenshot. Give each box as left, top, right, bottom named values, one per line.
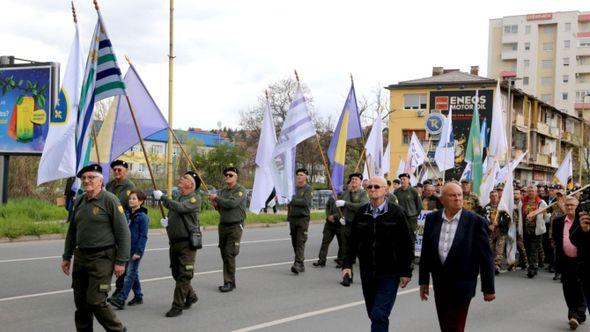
left=1, top=0, right=589, bottom=130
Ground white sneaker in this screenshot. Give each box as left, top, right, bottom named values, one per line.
left=569, top=318, right=579, bottom=330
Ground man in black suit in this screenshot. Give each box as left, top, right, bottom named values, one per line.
left=419, top=182, right=495, bottom=332
left=342, top=176, right=414, bottom=332
left=553, top=196, right=586, bottom=330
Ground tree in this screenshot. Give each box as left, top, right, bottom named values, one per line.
left=193, top=144, right=245, bottom=189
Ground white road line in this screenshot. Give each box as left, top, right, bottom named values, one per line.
left=0, top=256, right=335, bottom=303
left=0, top=238, right=291, bottom=263
left=231, top=286, right=424, bottom=332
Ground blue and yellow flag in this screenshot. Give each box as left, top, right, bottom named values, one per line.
left=465, top=92, right=483, bottom=194
left=327, top=82, right=362, bottom=193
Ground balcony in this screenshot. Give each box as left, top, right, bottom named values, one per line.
left=536, top=122, right=550, bottom=135
left=535, top=154, right=550, bottom=165
left=578, top=47, right=590, bottom=57
left=514, top=113, right=525, bottom=126
left=575, top=102, right=590, bottom=110
left=551, top=155, right=559, bottom=168
left=549, top=126, right=561, bottom=137
left=577, top=64, right=590, bottom=74
left=501, top=50, right=518, bottom=60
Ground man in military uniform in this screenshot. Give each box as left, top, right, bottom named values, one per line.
left=422, top=183, right=443, bottom=211
left=394, top=173, right=422, bottom=242
left=208, top=166, right=247, bottom=292
left=483, top=190, right=511, bottom=274
left=335, top=173, right=369, bottom=284
left=61, top=164, right=130, bottom=332
left=288, top=168, right=313, bottom=274
left=105, top=160, right=136, bottom=211
left=313, top=193, right=343, bottom=267
left=461, top=179, right=483, bottom=215
left=386, top=180, right=399, bottom=205
left=522, top=185, right=549, bottom=278
left=511, top=188, right=528, bottom=270
left=105, top=160, right=136, bottom=303
left=153, top=171, right=201, bottom=317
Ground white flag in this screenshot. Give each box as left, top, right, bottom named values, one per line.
left=460, top=162, right=472, bottom=182
left=553, top=149, right=573, bottom=188
left=270, top=85, right=315, bottom=202
left=408, top=132, right=427, bottom=169
left=479, top=160, right=500, bottom=207
left=382, top=143, right=391, bottom=176
left=37, top=23, right=84, bottom=185
left=365, top=116, right=384, bottom=177
left=488, top=81, right=508, bottom=160
left=498, top=170, right=516, bottom=264
left=434, top=108, right=455, bottom=171
left=249, top=101, right=277, bottom=213
left=495, top=151, right=528, bottom=185
left=397, top=159, right=406, bottom=178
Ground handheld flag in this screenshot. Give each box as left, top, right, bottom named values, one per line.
left=553, top=150, right=573, bottom=190
left=488, top=81, right=508, bottom=160
left=434, top=107, right=454, bottom=171
left=364, top=117, right=384, bottom=176
left=465, top=92, right=483, bottom=194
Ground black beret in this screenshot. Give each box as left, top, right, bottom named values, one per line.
left=110, top=159, right=128, bottom=169
left=77, top=164, right=102, bottom=178
left=295, top=168, right=308, bottom=175
left=460, top=179, right=470, bottom=183
left=392, top=179, right=401, bottom=184
left=398, top=173, right=410, bottom=179
left=423, top=180, right=433, bottom=185
left=223, top=166, right=239, bottom=175
left=348, top=173, right=363, bottom=181
left=416, top=183, right=424, bottom=188
left=184, top=171, right=201, bottom=189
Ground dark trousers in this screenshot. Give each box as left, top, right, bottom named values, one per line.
left=72, top=247, right=125, bottom=332
left=561, top=257, right=587, bottom=322
left=289, top=217, right=310, bottom=264
left=218, top=223, right=243, bottom=284
left=169, top=241, right=197, bottom=310
left=524, top=232, right=541, bottom=271
left=433, top=289, right=471, bottom=332
left=542, top=230, right=555, bottom=268
left=360, top=273, right=400, bottom=332
left=317, top=222, right=342, bottom=263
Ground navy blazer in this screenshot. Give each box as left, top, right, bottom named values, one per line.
left=419, top=209, right=495, bottom=302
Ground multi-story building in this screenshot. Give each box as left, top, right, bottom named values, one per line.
left=488, top=11, right=590, bottom=118
left=386, top=67, right=585, bottom=185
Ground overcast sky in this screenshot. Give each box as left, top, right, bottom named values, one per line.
left=1, top=0, right=588, bottom=130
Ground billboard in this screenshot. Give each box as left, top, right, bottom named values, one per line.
left=0, top=65, right=57, bottom=154
left=429, top=89, right=494, bottom=180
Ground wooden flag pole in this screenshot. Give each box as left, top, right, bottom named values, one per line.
left=167, top=0, right=175, bottom=200
left=527, top=183, right=590, bottom=220
left=91, top=123, right=101, bottom=164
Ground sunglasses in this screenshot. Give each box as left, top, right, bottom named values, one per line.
left=367, top=185, right=382, bottom=190
left=112, top=168, right=125, bottom=172
left=224, top=173, right=235, bottom=178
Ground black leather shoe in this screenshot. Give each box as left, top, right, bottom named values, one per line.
left=340, top=274, right=352, bottom=287
left=313, top=261, right=326, bottom=267
left=297, top=264, right=305, bottom=273
left=527, top=270, right=537, bottom=278
left=219, top=282, right=235, bottom=293
left=110, top=298, right=125, bottom=310
left=184, top=294, right=198, bottom=309
left=165, top=307, right=183, bottom=317
left=291, top=265, right=299, bottom=275
left=127, top=297, right=143, bottom=306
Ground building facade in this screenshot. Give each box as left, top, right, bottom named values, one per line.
left=387, top=67, right=585, bottom=185
left=488, top=11, right=590, bottom=118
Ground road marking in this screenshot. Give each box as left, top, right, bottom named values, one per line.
left=0, top=238, right=291, bottom=263
left=231, top=286, right=425, bottom=332
left=0, top=255, right=335, bottom=303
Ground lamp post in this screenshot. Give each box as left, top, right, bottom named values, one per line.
left=505, top=76, right=521, bottom=162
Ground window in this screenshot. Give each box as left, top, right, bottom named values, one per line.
left=138, top=163, right=146, bottom=172
left=511, top=43, right=518, bottom=51
left=542, top=60, right=553, bottom=68
left=543, top=42, right=553, bottom=51
left=563, top=57, right=570, bottom=67
left=150, top=145, right=163, bottom=154
left=541, top=94, right=552, bottom=102
left=525, top=42, right=530, bottom=50
left=504, top=25, right=518, bottom=34
left=576, top=90, right=590, bottom=102
left=564, top=40, right=571, bottom=48
left=403, top=94, right=427, bottom=110
left=523, top=77, right=529, bottom=85
left=562, top=93, right=568, bottom=100
left=128, top=163, right=134, bottom=172
left=525, top=25, right=531, bottom=34
left=541, top=77, right=553, bottom=86
left=524, top=60, right=530, bottom=68
left=402, top=130, right=426, bottom=145
left=563, top=75, right=569, bottom=83
left=565, top=23, right=571, bottom=32
left=580, top=38, right=590, bottom=47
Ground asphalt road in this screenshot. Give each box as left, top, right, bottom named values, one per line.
left=0, top=223, right=580, bottom=331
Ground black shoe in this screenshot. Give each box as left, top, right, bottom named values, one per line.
left=219, top=282, right=235, bottom=293
left=340, top=274, right=352, bottom=287
left=165, top=307, right=183, bottom=317
left=291, top=265, right=299, bottom=275
left=569, top=317, right=579, bottom=330
left=127, top=297, right=143, bottom=306
left=110, top=298, right=125, bottom=310
left=297, top=264, right=305, bottom=273
left=553, top=273, right=561, bottom=281
left=313, top=261, right=326, bottom=267
left=495, top=269, right=500, bottom=275
left=184, top=294, right=198, bottom=309
left=527, top=270, right=537, bottom=278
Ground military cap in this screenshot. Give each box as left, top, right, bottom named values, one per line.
left=110, top=159, right=129, bottom=169
left=348, top=172, right=363, bottom=181
left=423, top=179, right=433, bottom=185
left=398, top=173, right=410, bottom=179
left=184, top=171, right=201, bottom=189
left=295, top=168, right=308, bottom=175
left=77, top=164, right=102, bottom=178
left=460, top=179, right=470, bottom=183
left=416, top=183, right=424, bottom=188
left=393, top=179, right=401, bottom=184
left=223, top=166, right=239, bottom=176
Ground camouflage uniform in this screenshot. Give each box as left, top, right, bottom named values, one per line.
left=483, top=203, right=510, bottom=270
left=463, top=192, right=483, bottom=216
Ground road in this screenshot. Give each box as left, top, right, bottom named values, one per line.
left=0, top=223, right=578, bottom=331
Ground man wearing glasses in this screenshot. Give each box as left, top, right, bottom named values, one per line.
left=288, top=168, right=313, bottom=275
left=341, top=176, right=413, bottom=332
left=105, top=160, right=136, bottom=211
left=208, top=166, right=247, bottom=292
left=61, top=164, right=130, bottom=332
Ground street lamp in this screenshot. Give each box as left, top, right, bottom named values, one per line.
left=504, top=76, right=522, bottom=161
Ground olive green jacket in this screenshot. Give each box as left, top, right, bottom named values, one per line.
left=105, top=178, right=136, bottom=210
left=215, top=184, right=247, bottom=224
left=394, top=186, right=422, bottom=218
left=63, top=190, right=131, bottom=265
left=340, top=189, right=368, bottom=221
left=288, top=184, right=313, bottom=219
left=162, top=192, right=201, bottom=242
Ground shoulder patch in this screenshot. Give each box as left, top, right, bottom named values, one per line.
left=190, top=197, right=197, bottom=203
left=117, top=205, right=124, bottom=213
left=126, top=190, right=131, bottom=196
left=238, top=191, right=243, bottom=197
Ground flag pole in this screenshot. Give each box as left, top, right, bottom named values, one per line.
left=166, top=0, right=175, bottom=200
left=350, top=74, right=372, bottom=177
left=91, top=123, right=101, bottom=163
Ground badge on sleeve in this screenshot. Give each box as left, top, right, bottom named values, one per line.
left=118, top=205, right=124, bottom=213
left=238, top=191, right=243, bottom=197
left=190, top=197, right=196, bottom=203
left=126, top=190, right=131, bottom=196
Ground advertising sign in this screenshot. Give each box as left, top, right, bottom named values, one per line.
left=429, top=89, right=493, bottom=180
left=0, top=65, right=54, bottom=154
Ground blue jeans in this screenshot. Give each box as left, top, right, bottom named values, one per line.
left=117, top=258, right=143, bottom=301
left=361, top=274, right=400, bottom=332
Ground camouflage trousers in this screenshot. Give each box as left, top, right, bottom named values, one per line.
left=489, top=229, right=507, bottom=270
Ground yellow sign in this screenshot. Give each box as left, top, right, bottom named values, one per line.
left=31, top=109, right=47, bottom=124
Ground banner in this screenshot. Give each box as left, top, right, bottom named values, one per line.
left=415, top=210, right=434, bottom=257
